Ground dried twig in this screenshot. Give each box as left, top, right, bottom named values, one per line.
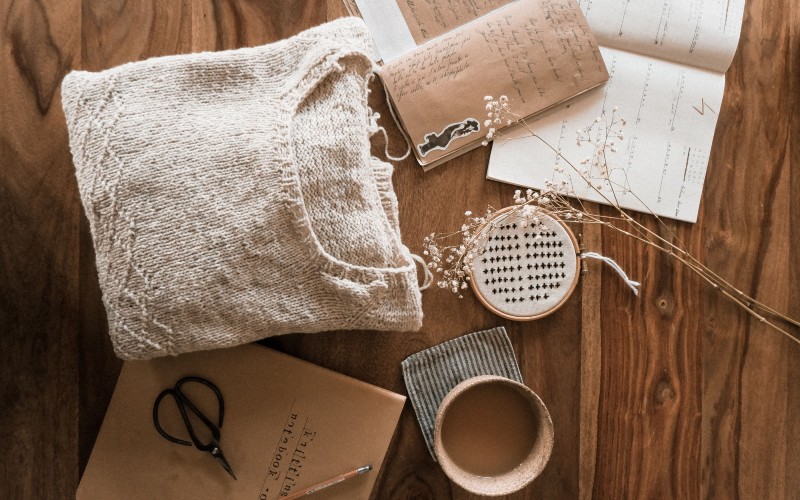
left=422, top=97, right=800, bottom=345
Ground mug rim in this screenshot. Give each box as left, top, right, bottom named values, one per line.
left=433, top=375, right=555, bottom=497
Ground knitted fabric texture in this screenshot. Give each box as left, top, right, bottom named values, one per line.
left=61, top=18, right=423, bottom=360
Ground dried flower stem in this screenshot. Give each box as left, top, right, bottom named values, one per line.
left=423, top=97, right=800, bottom=345
left=522, top=121, right=800, bottom=343
left=529, top=114, right=799, bottom=342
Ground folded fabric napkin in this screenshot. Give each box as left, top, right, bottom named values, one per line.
left=401, top=327, right=523, bottom=458
left=61, top=17, right=423, bottom=360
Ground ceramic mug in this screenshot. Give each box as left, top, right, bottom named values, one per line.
left=434, top=375, right=554, bottom=496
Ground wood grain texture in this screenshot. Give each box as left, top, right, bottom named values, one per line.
left=699, top=1, right=796, bottom=498
left=786, top=5, right=800, bottom=498
left=579, top=217, right=602, bottom=500
left=0, top=0, right=797, bottom=499
left=1, top=0, right=81, bottom=498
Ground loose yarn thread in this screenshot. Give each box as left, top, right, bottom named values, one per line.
left=412, top=253, right=434, bottom=291
left=580, top=252, right=640, bottom=295
left=364, top=70, right=411, bottom=162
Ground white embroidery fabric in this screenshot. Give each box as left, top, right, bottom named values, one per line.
left=470, top=212, right=579, bottom=320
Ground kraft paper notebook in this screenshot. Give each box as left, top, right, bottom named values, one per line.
left=348, top=0, right=609, bottom=169
left=77, top=344, right=405, bottom=500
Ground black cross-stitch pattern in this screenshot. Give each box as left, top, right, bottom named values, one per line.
left=480, top=226, right=570, bottom=303
left=471, top=215, right=579, bottom=318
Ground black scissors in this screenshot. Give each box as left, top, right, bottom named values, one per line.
left=152, top=376, right=237, bottom=480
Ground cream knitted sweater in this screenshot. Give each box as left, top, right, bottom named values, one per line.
left=61, top=18, right=423, bottom=360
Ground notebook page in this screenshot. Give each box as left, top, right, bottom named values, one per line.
left=395, top=0, right=510, bottom=43
left=380, top=0, right=608, bottom=167
left=354, top=0, right=512, bottom=62
left=580, top=0, right=746, bottom=72
left=488, top=47, right=725, bottom=223
left=352, top=0, right=417, bottom=62
left=487, top=0, right=747, bottom=222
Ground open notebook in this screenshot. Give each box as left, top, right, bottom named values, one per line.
left=487, top=0, right=747, bottom=222
left=349, top=0, right=608, bottom=169
left=77, top=344, right=405, bottom=500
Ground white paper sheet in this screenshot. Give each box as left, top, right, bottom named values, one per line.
left=354, top=0, right=417, bottom=62
left=355, top=0, right=511, bottom=62
left=487, top=0, right=746, bottom=222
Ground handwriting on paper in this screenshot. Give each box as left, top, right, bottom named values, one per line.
left=388, top=0, right=603, bottom=106
left=387, top=31, right=472, bottom=102
left=396, top=0, right=510, bottom=42
left=380, top=0, right=608, bottom=166
left=487, top=0, right=745, bottom=213
left=475, top=6, right=596, bottom=103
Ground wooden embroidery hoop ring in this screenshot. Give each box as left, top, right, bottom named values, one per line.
left=468, top=206, right=581, bottom=321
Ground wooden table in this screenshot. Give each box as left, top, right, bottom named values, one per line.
left=2, top=1, right=797, bottom=498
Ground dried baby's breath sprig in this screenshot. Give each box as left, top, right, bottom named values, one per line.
left=423, top=96, right=800, bottom=345
left=481, top=95, right=513, bottom=146
left=422, top=190, right=584, bottom=298
left=423, top=208, right=498, bottom=297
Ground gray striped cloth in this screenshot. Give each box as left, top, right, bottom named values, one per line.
left=401, top=326, right=523, bottom=459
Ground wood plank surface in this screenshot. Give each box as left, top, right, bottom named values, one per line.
left=1, top=0, right=81, bottom=497
left=0, top=0, right=797, bottom=498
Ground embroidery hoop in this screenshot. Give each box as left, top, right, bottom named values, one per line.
left=469, top=206, right=581, bottom=321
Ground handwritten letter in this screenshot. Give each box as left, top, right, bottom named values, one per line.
left=380, top=0, right=608, bottom=166
left=396, top=0, right=509, bottom=42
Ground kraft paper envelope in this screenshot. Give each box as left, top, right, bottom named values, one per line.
left=379, top=0, right=608, bottom=169
left=77, top=344, right=405, bottom=500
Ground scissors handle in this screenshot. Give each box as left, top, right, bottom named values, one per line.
left=153, top=376, right=225, bottom=451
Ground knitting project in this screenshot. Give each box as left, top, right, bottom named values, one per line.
left=61, top=18, right=423, bottom=360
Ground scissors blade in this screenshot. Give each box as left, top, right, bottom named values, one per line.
left=210, top=446, right=237, bottom=480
